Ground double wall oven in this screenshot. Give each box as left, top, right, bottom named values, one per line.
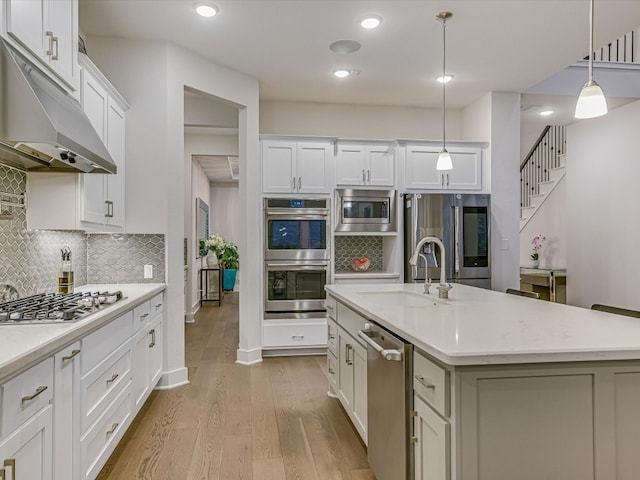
left=264, top=198, right=330, bottom=317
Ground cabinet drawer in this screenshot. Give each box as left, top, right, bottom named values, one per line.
left=327, top=317, right=338, bottom=357
left=337, top=302, right=370, bottom=346
left=263, top=320, right=327, bottom=348
left=327, top=351, right=338, bottom=390
left=1, top=357, right=54, bottom=437
left=150, top=292, right=164, bottom=318
left=133, top=300, right=151, bottom=332
left=414, top=351, right=450, bottom=417
left=326, top=296, right=337, bottom=320
left=81, top=344, right=131, bottom=433
left=81, top=384, right=131, bottom=480
left=82, top=311, right=133, bottom=375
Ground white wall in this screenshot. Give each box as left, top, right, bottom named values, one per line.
left=462, top=92, right=521, bottom=293
left=566, top=99, right=640, bottom=309
left=519, top=177, right=567, bottom=268
left=88, top=36, right=262, bottom=380
left=260, top=100, right=463, bottom=140
left=210, top=184, right=240, bottom=245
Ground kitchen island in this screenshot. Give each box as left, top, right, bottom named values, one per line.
left=326, top=283, right=640, bottom=480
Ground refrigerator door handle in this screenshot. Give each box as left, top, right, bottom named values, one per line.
left=454, top=205, right=461, bottom=275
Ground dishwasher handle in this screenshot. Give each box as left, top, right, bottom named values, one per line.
left=358, top=330, right=403, bottom=362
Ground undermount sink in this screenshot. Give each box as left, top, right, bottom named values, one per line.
left=356, top=290, right=439, bottom=307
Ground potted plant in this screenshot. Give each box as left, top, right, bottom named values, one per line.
left=530, top=234, right=546, bottom=268
left=204, top=234, right=225, bottom=267
left=220, top=241, right=239, bottom=291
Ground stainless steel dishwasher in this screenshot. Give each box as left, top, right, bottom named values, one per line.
left=358, top=322, right=413, bottom=480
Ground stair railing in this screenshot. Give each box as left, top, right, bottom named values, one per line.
left=585, top=29, right=638, bottom=64
left=520, top=125, right=566, bottom=209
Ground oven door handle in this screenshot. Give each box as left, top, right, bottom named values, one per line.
left=266, top=262, right=328, bottom=270
left=265, top=210, right=329, bottom=218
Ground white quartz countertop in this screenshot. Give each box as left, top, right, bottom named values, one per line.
left=325, top=283, right=640, bottom=366
left=0, top=283, right=165, bottom=380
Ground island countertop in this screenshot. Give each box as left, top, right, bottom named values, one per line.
left=325, top=283, right=640, bottom=366
left=0, top=283, right=165, bottom=380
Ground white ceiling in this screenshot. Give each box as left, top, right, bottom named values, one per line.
left=79, top=0, right=640, bottom=180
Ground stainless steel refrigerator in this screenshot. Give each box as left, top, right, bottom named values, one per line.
left=404, top=193, right=491, bottom=289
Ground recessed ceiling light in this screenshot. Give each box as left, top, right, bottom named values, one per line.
left=360, top=16, right=383, bottom=29
left=329, top=40, right=361, bottom=54
left=539, top=109, right=555, bottom=117
left=333, top=69, right=351, bottom=78
left=436, top=74, right=454, bottom=84
left=194, top=2, right=219, bottom=17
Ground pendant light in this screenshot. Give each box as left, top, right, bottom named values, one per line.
left=436, top=12, right=453, bottom=171
left=574, top=0, right=608, bottom=118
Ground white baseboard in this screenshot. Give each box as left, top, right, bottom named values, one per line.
left=184, top=312, right=196, bottom=323
left=155, top=367, right=189, bottom=390
left=236, top=347, right=263, bottom=365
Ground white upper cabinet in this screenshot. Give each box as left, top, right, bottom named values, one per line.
left=404, top=144, right=483, bottom=191
left=2, top=0, right=79, bottom=91
left=262, top=139, right=333, bottom=194
left=336, top=143, right=395, bottom=187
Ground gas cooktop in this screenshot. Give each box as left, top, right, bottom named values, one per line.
left=0, top=291, right=124, bottom=324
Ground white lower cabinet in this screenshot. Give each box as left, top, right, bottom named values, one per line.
left=53, top=342, right=81, bottom=480
left=330, top=297, right=368, bottom=444
left=262, top=319, right=328, bottom=350
left=0, top=405, right=53, bottom=480
left=80, top=384, right=131, bottom=480
left=413, top=394, right=449, bottom=480
left=132, top=315, right=163, bottom=411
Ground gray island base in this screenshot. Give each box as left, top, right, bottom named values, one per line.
left=325, top=283, right=640, bottom=480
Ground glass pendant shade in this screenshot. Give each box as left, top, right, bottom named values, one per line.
left=436, top=149, right=453, bottom=171
left=575, top=80, right=608, bottom=118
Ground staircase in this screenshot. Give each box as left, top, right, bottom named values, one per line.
left=520, top=125, right=566, bottom=231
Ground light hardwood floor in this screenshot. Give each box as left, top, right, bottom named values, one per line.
left=97, top=293, right=375, bottom=480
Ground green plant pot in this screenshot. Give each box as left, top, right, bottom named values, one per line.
left=223, top=269, right=237, bottom=291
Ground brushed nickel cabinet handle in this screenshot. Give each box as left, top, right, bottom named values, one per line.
left=328, top=367, right=335, bottom=375
left=415, top=375, right=436, bottom=390
left=297, top=177, right=301, bottom=190
left=140, top=312, right=149, bottom=319
left=4, top=459, right=15, bottom=479
left=51, top=35, right=59, bottom=60
left=155, top=303, right=162, bottom=309
left=367, top=169, right=371, bottom=183
left=106, top=423, right=119, bottom=436
left=292, top=334, right=304, bottom=341
left=106, top=373, right=119, bottom=385
left=45, top=31, right=54, bottom=57
left=362, top=169, right=366, bottom=182
left=21, top=386, right=47, bottom=404
left=328, top=333, right=335, bottom=340
left=62, top=349, right=81, bottom=361
left=292, top=177, right=295, bottom=190
left=149, top=329, right=156, bottom=348
left=411, top=436, right=419, bottom=444
left=346, top=344, right=353, bottom=365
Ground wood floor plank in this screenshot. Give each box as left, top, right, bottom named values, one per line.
left=97, top=293, right=376, bottom=480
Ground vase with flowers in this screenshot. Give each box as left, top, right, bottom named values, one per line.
left=202, top=233, right=225, bottom=267
left=530, top=234, right=546, bottom=268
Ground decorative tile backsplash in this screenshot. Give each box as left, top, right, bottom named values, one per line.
left=0, top=165, right=165, bottom=296
left=87, top=234, right=165, bottom=284
left=334, top=236, right=384, bottom=272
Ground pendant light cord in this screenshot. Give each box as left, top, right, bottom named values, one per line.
left=588, top=0, right=594, bottom=82
left=441, top=16, right=447, bottom=151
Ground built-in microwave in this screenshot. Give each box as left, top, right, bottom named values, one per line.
left=335, top=189, right=396, bottom=233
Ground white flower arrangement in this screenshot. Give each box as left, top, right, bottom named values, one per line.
left=205, top=234, right=225, bottom=257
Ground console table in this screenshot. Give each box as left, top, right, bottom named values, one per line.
left=200, top=267, right=224, bottom=306
left=519, top=267, right=567, bottom=303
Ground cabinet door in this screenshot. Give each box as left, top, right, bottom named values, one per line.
left=105, top=98, right=126, bottom=227
left=367, top=145, right=394, bottom=187
left=262, top=141, right=296, bottom=193
left=45, top=0, right=77, bottom=87
left=296, top=143, right=332, bottom=194
left=405, top=147, right=443, bottom=189
left=337, top=328, right=354, bottom=411
left=81, top=69, right=108, bottom=225
left=336, top=145, right=366, bottom=186
left=132, top=327, right=150, bottom=412
left=54, top=343, right=81, bottom=480
left=0, top=405, right=53, bottom=480
left=414, top=395, right=449, bottom=480
left=445, top=149, right=482, bottom=190
left=352, top=340, right=367, bottom=441
left=5, top=0, right=46, bottom=60
left=148, top=317, right=163, bottom=388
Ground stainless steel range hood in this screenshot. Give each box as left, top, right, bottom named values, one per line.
left=0, top=40, right=117, bottom=174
